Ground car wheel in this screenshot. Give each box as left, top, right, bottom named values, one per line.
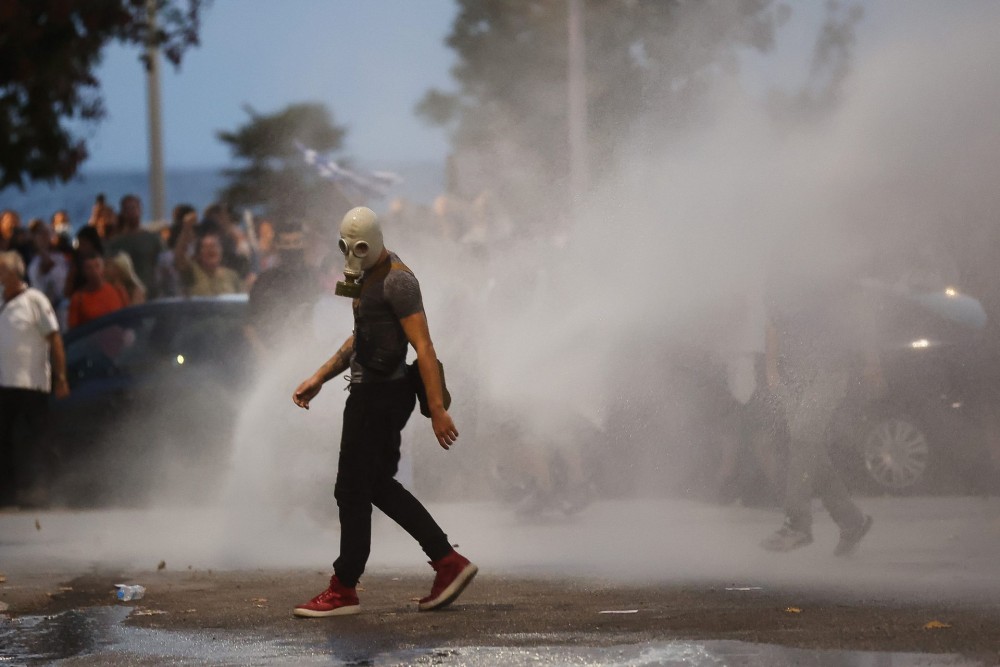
left=860, top=415, right=931, bottom=493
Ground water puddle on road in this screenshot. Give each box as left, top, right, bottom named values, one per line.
left=0, top=606, right=131, bottom=664
left=0, top=607, right=988, bottom=666
left=380, top=644, right=985, bottom=666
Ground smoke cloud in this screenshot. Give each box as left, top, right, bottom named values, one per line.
left=38, top=1, right=1000, bottom=596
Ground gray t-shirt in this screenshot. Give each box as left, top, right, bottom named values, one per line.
left=350, top=252, right=423, bottom=383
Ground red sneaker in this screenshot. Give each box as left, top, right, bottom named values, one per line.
left=293, top=575, right=361, bottom=618
left=418, top=549, right=478, bottom=611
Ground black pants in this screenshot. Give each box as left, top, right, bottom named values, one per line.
left=0, top=387, right=49, bottom=507
left=333, top=379, right=451, bottom=587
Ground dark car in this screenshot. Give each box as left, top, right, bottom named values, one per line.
left=597, top=279, right=997, bottom=503
left=829, top=280, right=996, bottom=495
left=48, top=296, right=251, bottom=506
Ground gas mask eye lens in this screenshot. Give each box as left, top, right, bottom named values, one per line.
left=354, top=241, right=370, bottom=258
left=338, top=238, right=349, bottom=255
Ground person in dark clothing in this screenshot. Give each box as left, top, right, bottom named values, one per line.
left=64, top=226, right=105, bottom=300
left=245, top=220, right=320, bottom=357
left=759, top=269, right=880, bottom=556
left=107, top=195, right=163, bottom=300
left=290, top=206, right=476, bottom=618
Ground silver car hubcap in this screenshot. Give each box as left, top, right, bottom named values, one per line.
left=862, top=417, right=930, bottom=490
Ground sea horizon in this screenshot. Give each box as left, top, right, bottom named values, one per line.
left=0, top=160, right=445, bottom=231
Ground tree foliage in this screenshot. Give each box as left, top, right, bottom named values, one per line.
left=0, top=0, right=205, bottom=191
left=217, top=102, right=350, bottom=224
left=418, top=0, right=789, bottom=217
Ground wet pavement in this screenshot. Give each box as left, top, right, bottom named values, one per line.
left=1, top=606, right=988, bottom=665
left=2, top=496, right=1000, bottom=665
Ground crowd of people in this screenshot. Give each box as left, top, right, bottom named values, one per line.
left=0, top=190, right=496, bottom=337
left=0, top=187, right=505, bottom=508
left=0, top=194, right=283, bottom=334
left=0, top=192, right=324, bottom=508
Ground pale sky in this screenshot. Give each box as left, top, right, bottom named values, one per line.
left=80, top=1, right=973, bottom=173
left=85, top=0, right=457, bottom=170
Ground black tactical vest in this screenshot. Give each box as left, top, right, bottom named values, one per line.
left=352, top=257, right=415, bottom=377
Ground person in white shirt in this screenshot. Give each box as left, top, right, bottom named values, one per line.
left=0, top=250, right=69, bottom=508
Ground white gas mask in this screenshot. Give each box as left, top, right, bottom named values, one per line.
left=335, top=206, right=384, bottom=298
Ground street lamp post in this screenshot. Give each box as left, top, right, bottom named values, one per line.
left=567, top=0, right=589, bottom=219
left=145, top=0, right=166, bottom=224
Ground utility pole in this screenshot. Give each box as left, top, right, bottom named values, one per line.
left=145, top=0, right=166, bottom=223
left=567, top=0, right=589, bottom=217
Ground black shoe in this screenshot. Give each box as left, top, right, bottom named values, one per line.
left=760, top=524, right=813, bottom=552
left=834, top=515, right=873, bottom=557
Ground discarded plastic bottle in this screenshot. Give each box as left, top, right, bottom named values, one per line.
left=114, top=584, right=146, bottom=602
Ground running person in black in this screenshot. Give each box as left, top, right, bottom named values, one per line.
left=291, top=207, right=476, bottom=617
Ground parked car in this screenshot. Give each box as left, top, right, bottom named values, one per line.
left=598, top=278, right=998, bottom=502
left=47, top=296, right=251, bottom=506
left=829, top=279, right=997, bottom=495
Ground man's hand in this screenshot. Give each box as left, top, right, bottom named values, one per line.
left=53, top=377, right=69, bottom=400
left=431, top=408, right=459, bottom=450
left=48, top=334, right=69, bottom=400
left=293, top=375, right=323, bottom=409
left=766, top=363, right=782, bottom=390
left=292, top=337, right=354, bottom=410
left=398, top=312, right=457, bottom=449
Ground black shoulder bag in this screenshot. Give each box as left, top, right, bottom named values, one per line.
left=407, top=359, right=452, bottom=418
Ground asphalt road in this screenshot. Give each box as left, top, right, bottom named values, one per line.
left=4, top=570, right=999, bottom=665
left=3, top=497, right=1000, bottom=665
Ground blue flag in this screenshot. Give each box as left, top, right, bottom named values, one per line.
left=296, top=141, right=403, bottom=199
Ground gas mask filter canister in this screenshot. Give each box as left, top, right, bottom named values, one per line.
left=335, top=206, right=384, bottom=298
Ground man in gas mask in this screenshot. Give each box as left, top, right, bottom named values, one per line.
left=290, top=206, right=476, bottom=617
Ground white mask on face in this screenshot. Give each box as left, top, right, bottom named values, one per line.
left=336, top=206, right=384, bottom=298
